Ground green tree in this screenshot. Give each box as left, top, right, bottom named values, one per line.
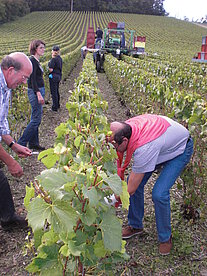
left=0, top=0, right=29, bottom=23
left=0, top=0, right=6, bottom=23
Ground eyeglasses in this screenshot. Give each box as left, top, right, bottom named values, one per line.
left=111, top=139, right=123, bottom=150
left=22, top=75, right=29, bottom=81
left=14, top=69, right=29, bottom=82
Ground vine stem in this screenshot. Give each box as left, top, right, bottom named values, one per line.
left=81, top=198, right=87, bottom=213
left=63, top=256, right=68, bottom=276
left=95, top=179, right=103, bottom=187
left=89, top=146, right=94, bottom=164
left=33, top=179, right=52, bottom=204
left=92, top=156, right=103, bottom=165
left=74, top=218, right=81, bottom=232
left=93, top=167, right=99, bottom=186
left=72, top=184, right=82, bottom=202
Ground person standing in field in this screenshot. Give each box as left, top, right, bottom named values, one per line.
left=48, top=45, right=62, bottom=112
left=95, top=27, right=103, bottom=42
left=109, top=114, right=193, bottom=255
left=0, top=52, right=32, bottom=230
left=18, top=40, right=46, bottom=151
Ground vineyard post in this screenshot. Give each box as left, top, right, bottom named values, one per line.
left=71, top=0, right=73, bottom=13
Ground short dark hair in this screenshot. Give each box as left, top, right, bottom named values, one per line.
left=1, top=56, right=22, bottom=71
left=52, top=45, right=60, bottom=51
left=29, top=39, right=45, bottom=55
left=114, top=122, right=132, bottom=145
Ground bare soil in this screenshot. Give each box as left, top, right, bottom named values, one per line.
left=0, top=59, right=206, bottom=275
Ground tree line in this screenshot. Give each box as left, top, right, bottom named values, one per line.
left=0, top=0, right=166, bottom=24
left=27, top=0, right=166, bottom=15
left=0, top=0, right=29, bottom=23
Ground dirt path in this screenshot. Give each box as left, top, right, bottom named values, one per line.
left=97, top=72, right=131, bottom=123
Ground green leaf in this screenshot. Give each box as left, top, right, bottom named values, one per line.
left=37, top=169, right=75, bottom=191
left=24, top=183, right=35, bottom=209
left=74, top=135, right=82, bottom=148
left=40, top=154, right=59, bottom=169
left=33, top=228, right=44, bottom=249
left=100, top=210, right=122, bottom=252
left=41, top=229, right=59, bottom=246
left=103, top=174, right=122, bottom=195
left=50, top=200, right=78, bottom=233
left=94, top=240, right=107, bottom=258
left=26, top=244, right=62, bottom=274
left=83, top=187, right=99, bottom=207
left=103, top=161, right=117, bottom=174
left=59, top=244, right=69, bottom=257
left=27, top=197, right=51, bottom=231
left=54, top=143, right=67, bottom=154
left=120, top=181, right=129, bottom=210
left=37, top=147, right=60, bottom=168
left=81, top=205, right=97, bottom=226
left=67, top=240, right=86, bottom=256
left=38, top=148, right=54, bottom=160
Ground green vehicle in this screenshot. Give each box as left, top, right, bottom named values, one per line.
left=103, top=28, right=136, bottom=59
left=92, top=23, right=146, bottom=72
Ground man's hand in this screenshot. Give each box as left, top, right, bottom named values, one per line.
left=36, top=91, right=45, bottom=105
left=12, top=143, right=32, bottom=158
left=0, top=143, right=24, bottom=177
left=7, top=159, right=24, bottom=177
left=128, top=172, right=145, bottom=195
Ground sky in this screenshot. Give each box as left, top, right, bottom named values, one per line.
left=163, top=0, right=207, bottom=21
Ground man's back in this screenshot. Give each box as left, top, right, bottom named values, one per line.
left=96, top=29, right=103, bottom=39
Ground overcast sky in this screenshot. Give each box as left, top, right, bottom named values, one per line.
left=163, top=0, right=207, bottom=20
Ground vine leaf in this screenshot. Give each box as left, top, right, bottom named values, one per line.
left=100, top=210, right=122, bottom=252
left=81, top=205, right=97, bottom=226
left=50, top=201, right=78, bottom=233
left=27, top=197, right=51, bottom=231
left=103, top=174, right=122, bottom=195
left=94, top=240, right=107, bottom=258
left=120, top=180, right=129, bottom=210
left=36, top=169, right=74, bottom=191
left=74, top=135, right=82, bottom=148
left=26, top=244, right=62, bottom=275
left=83, top=186, right=99, bottom=207
left=38, top=149, right=59, bottom=168
left=27, top=198, right=78, bottom=233
left=24, top=183, right=35, bottom=209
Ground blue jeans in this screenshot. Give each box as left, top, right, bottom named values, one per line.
left=18, top=87, right=45, bottom=147
left=128, top=138, right=194, bottom=242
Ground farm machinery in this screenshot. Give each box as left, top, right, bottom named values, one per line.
left=86, top=22, right=146, bottom=72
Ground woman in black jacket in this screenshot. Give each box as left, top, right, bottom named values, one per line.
left=18, top=39, right=45, bottom=151
left=48, top=45, right=62, bottom=111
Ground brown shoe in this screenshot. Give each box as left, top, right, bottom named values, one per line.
left=122, top=225, right=143, bottom=239
left=159, top=235, right=172, bottom=255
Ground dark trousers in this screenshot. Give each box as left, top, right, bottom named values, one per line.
left=49, top=79, right=60, bottom=111
left=0, top=170, right=15, bottom=221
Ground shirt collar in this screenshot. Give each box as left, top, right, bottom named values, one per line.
left=0, top=66, right=10, bottom=93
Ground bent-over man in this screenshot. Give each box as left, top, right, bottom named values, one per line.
left=110, top=114, right=193, bottom=255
